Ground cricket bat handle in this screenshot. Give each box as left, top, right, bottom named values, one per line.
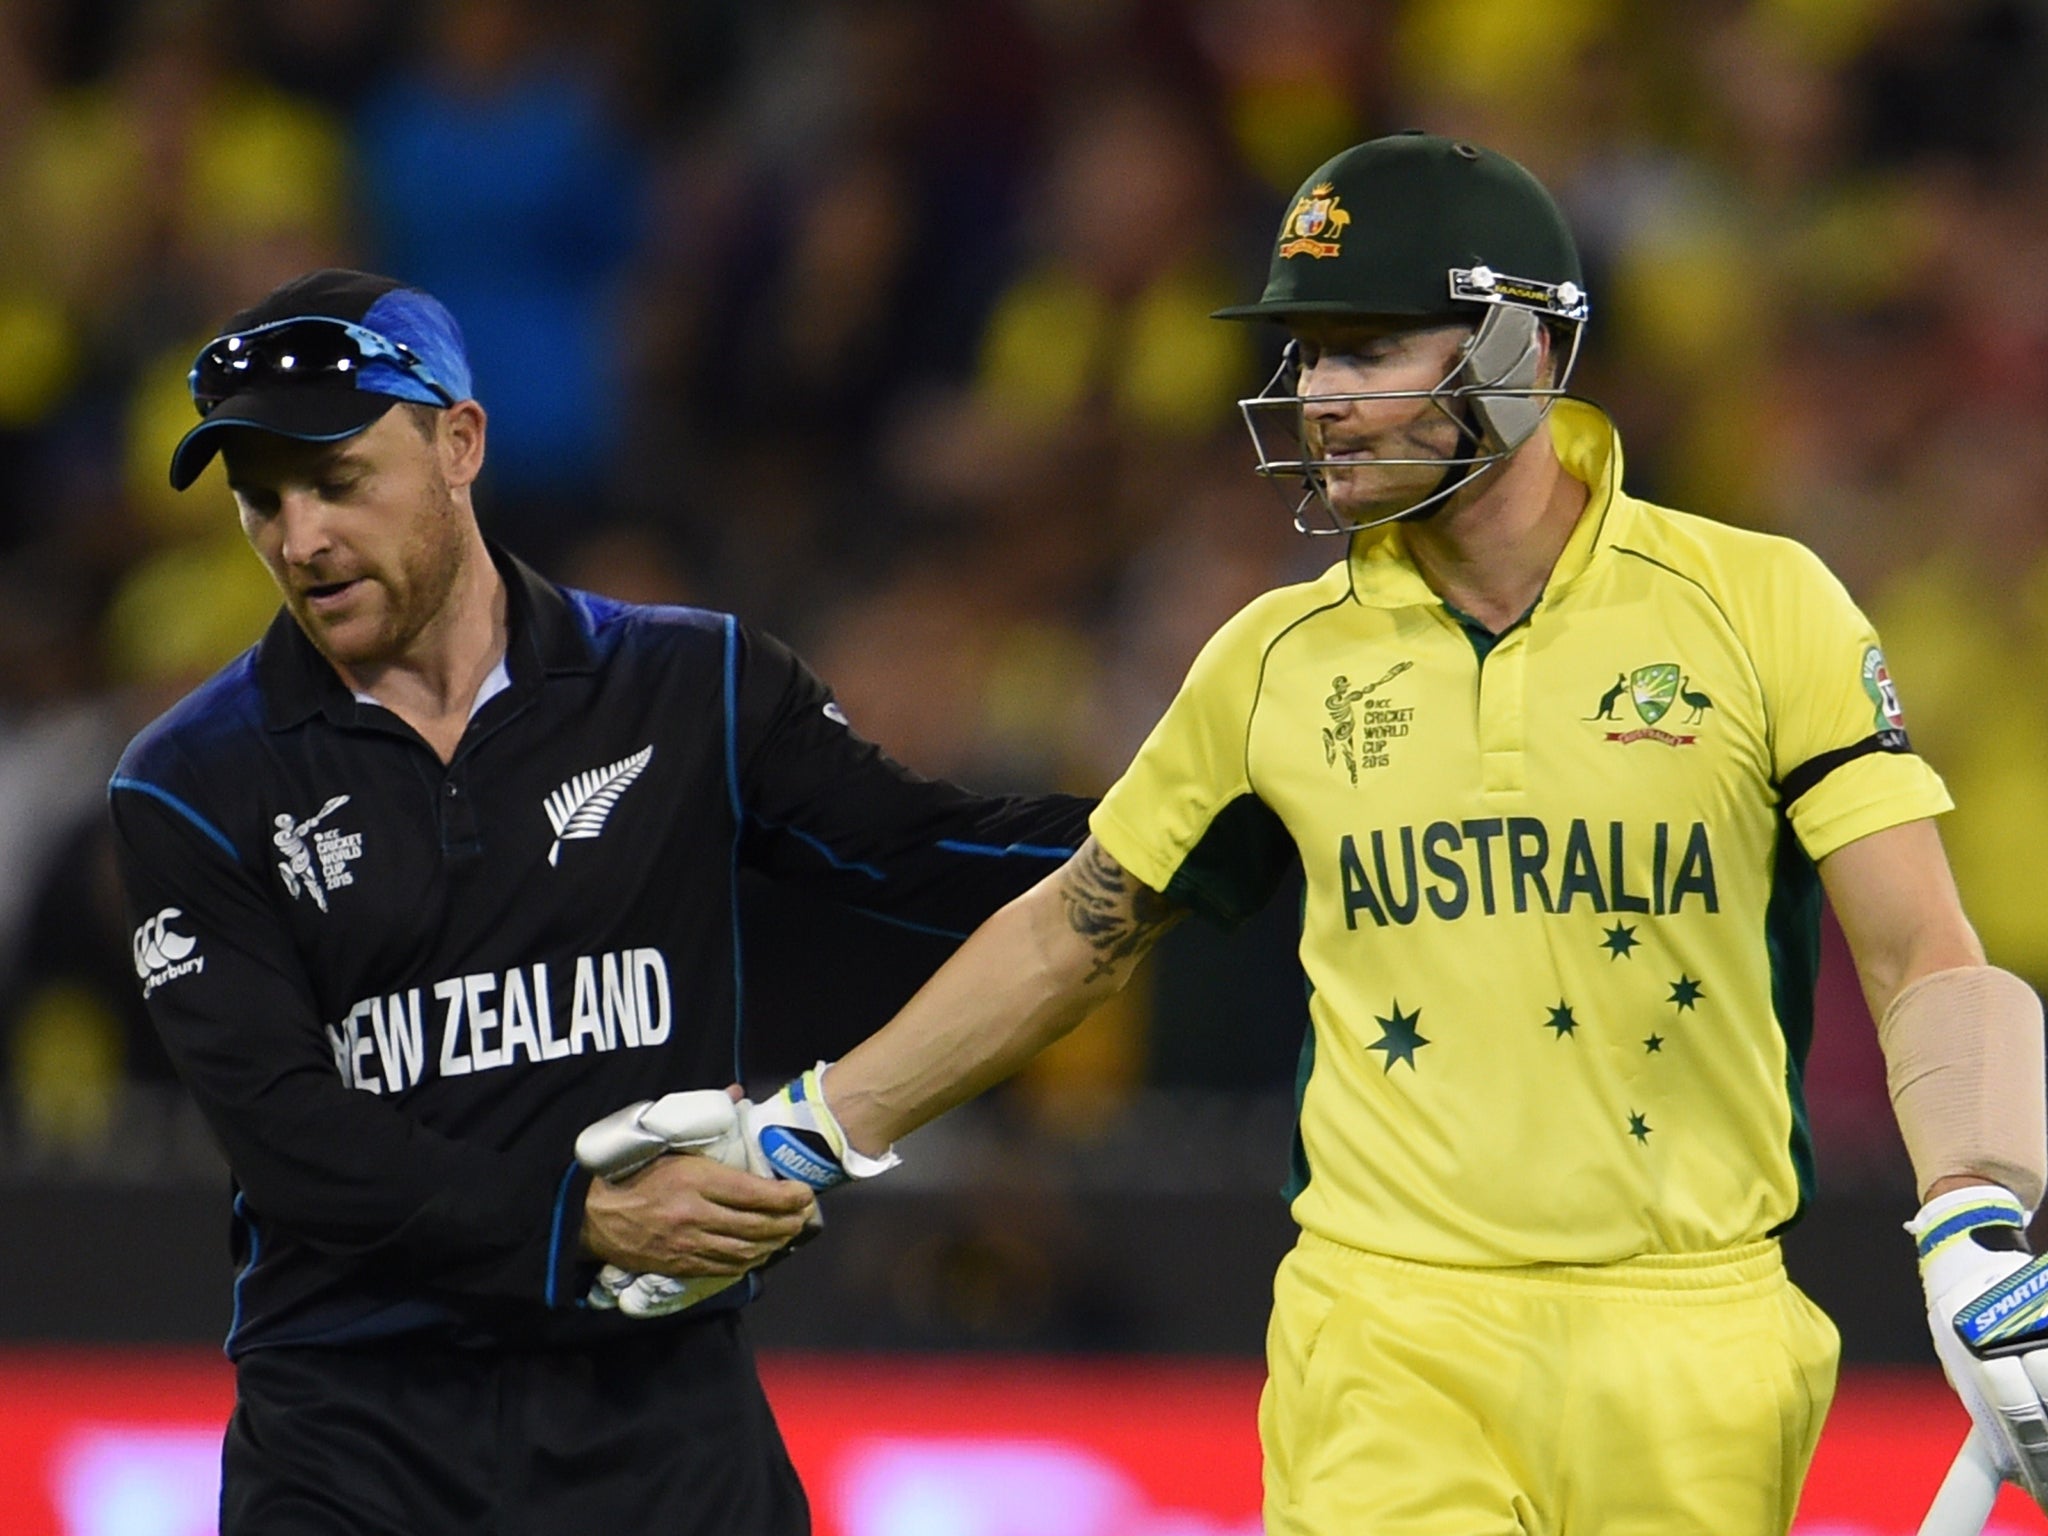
left=1917, top=1430, right=2003, bottom=1536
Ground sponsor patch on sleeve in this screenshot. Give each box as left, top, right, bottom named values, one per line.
left=1862, top=645, right=1906, bottom=734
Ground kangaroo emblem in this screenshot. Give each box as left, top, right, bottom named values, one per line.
left=1587, top=672, right=1627, bottom=721
left=1678, top=675, right=1714, bottom=724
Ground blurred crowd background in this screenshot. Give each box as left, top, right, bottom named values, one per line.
left=3, top=0, right=2048, bottom=1349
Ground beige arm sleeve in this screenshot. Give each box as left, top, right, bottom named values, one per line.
left=1879, top=965, right=2048, bottom=1208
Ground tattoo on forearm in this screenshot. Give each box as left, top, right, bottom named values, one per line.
left=1061, top=840, right=1180, bottom=982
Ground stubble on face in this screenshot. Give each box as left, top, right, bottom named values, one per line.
left=306, top=468, right=469, bottom=674
left=231, top=411, right=476, bottom=678
left=1302, top=403, right=1468, bottom=522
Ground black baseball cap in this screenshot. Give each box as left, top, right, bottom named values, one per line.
left=168, top=269, right=475, bottom=490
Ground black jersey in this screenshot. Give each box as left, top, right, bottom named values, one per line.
left=109, top=549, right=1089, bottom=1355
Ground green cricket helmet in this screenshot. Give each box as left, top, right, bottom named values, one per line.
left=1219, top=132, right=1591, bottom=534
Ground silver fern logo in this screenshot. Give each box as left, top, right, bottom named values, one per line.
left=544, top=746, right=653, bottom=867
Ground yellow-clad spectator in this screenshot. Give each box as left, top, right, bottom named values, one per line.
left=1870, top=551, right=2048, bottom=986
left=10, top=3, right=349, bottom=330
left=975, top=89, right=1252, bottom=442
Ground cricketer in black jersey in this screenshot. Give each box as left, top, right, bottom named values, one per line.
left=110, top=549, right=1086, bottom=1355
left=107, top=269, right=1091, bottom=1536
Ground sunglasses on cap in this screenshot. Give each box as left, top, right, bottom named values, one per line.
left=187, top=316, right=458, bottom=416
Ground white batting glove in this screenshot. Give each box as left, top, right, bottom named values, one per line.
left=575, top=1089, right=768, bottom=1319
left=739, top=1062, right=901, bottom=1191
left=1911, top=1183, right=2048, bottom=1506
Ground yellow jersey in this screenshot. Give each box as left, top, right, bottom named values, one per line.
left=1091, top=400, right=1950, bottom=1265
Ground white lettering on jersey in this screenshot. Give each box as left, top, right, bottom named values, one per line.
left=465, top=972, right=502, bottom=1071
left=570, top=957, right=607, bottom=1053
left=133, top=907, right=205, bottom=997
left=336, top=951, right=675, bottom=1093
left=500, top=966, right=543, bottom=1065
left=434, top=977, right=471, bottom=1077
left=603, top=951, right=638, bottom=1047
left=633, top=948, right=672, bottom=1046
left=530, top=963, right=570, bottom=1061
left=344, top=998, right=377, bottom=1090
left=371, top=991, right=426, bottom=1092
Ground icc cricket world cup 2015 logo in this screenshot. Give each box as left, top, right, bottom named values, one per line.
left=274, top=795, right=358, bottom=912
left=1323, top=661, right=1414, bottom=784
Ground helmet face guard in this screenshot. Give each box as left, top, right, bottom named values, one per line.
left=1216, top=134, right=1590, bottom=535
left=1240, top=277, right=1588, bottom=536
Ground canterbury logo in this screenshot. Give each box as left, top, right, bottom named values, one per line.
left=133, top=907, right=204, bottom=995
left=545, top=746, right=654, bottom=866
left=133, top=907, right=197, bottom=977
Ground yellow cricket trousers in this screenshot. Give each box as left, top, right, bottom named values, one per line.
left=1260, top=1233, right=1840, bottom=1535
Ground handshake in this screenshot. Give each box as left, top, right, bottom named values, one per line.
left=575, top=1064, right=898, bottom=1319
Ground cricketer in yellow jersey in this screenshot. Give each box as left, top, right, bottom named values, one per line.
left=708, top=134, right=2048, bottom=1531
